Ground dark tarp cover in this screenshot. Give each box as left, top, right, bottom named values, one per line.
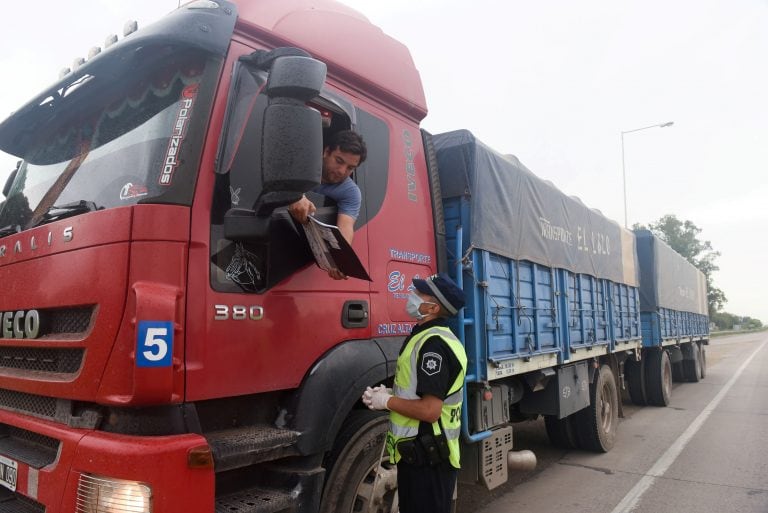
left=634, top=229, right=708, bottom=315
left=433, top=130, right=638, bottom=286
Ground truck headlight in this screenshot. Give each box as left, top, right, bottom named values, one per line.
left=76, top=474, right=152, bottom=513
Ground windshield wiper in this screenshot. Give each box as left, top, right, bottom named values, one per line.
left=39, top=200, right=101, bottom=225
left=0, top=224, right=21, bottom=238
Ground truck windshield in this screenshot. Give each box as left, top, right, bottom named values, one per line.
left=0, top=46, right=220, bottom=231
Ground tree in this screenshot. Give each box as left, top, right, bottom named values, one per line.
left=711, top=311, right=734, bottom=330
left=634, top=214, right=726, bottom=316
left=710, top=312, right=763, bottom=331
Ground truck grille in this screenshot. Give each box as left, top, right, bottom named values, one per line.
left=45, top=306, right=94, bottom=336
left=0, top=487, right=45, bottom=512
left=0, top=391, right=100, bottom=430
left=0, top=306, right=94, bottom=340
left=0, top=424, right=60, bottom=468
left=0, top=347, right=83, bottom=374
left=0, top=390, right=57, bottom=419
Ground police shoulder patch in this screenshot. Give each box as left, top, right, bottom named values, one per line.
left=421, top=352, right=443, bottom=376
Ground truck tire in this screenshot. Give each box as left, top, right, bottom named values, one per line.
left=683, top=343, right=702, bottom=383
left=645, top=349, right=672, bottom=406
left=699, top=345, right=707, bottom=379
left=574, top=365, right=619, bottom=453
left=320, top=410, right=398, bottom=513
left=544, top=414, right=578, bottom=450
left=624, top=358, right=647, bottom=406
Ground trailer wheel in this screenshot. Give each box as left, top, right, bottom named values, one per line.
left=699, top=345, right=707, bottom=379
left=320, top=410, right=398, bottom=513
left=574, top=365, right=619, bottom=453
left=645, top=349, right=672, bottom=406
left=683, top=343, right=702, bottom=383
left=544, top=414, right=579, bottom=449
left=624, top=358, right=647, bottom=406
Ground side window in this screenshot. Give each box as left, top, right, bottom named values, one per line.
left=352, top=108, right=389, bottom=227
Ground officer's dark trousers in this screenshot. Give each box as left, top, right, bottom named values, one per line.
left=397, top=461, right=457, bottom=513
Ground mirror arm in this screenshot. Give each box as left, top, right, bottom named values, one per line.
left=240, top=47, right=312, bottom=71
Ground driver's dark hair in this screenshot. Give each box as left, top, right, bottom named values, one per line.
left=326, top=130, right=367, bottom=164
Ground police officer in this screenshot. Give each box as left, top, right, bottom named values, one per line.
left=362, top=273, right=467, bottom=513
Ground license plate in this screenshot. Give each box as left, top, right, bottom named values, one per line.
left=0, top=454, right=18, bottom=491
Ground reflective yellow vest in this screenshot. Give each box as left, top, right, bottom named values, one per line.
left=386, top=325, right=467, bottom=468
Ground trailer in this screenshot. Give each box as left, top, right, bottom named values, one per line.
left=626, top=229, right=710, bottom=406
left=427, top=130, right=645, bottom=477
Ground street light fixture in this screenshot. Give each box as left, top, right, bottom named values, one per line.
left=621, top=121, right=674, bottom=228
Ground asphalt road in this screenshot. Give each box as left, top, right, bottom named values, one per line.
left=457, top=331, right=768, bottom=513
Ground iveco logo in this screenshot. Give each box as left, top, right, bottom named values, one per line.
left=1, top=310, right=41, bottom=339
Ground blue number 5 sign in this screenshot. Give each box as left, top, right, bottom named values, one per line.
left=136, top=321, right=174, bottom=367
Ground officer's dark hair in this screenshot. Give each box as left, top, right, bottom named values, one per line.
left=326, top=130, right=367, bottom=164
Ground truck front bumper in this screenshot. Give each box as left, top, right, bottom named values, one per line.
left=0, top=409, right=213, bottom=513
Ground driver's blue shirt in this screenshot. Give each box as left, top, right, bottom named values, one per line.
left=314, top=177, right=361, bottom=220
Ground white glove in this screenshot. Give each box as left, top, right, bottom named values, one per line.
left=362, top=385, right=392, bottom=410
left=362, top=386, right=374, bottom=407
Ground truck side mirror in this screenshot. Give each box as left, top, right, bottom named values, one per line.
left=2, top=161, right=20, bottom=197
left=256, top=55, right=326, bottom=215
left=224, top=51, right=326, bottom=241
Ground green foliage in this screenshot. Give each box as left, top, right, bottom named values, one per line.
left=634, top=214, right=726, bottom=317
left=711, top=311, right=734, bottom=330
left=711, top=311, right=763, bottom=331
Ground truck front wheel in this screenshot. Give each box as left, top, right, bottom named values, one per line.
left=321, top=410, right=398, bottom=513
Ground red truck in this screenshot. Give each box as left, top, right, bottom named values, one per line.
left=0, top=1, right=711, bottom=512
left=0, top=1, right=462, bottom=511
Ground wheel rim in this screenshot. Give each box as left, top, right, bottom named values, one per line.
left=663, top=358, right=672, bottom=396
left=600, top=381, right=614, bottom=433
left=351, top=452, right=398, bottom=513
left=694, top=347, right=702, bottom=378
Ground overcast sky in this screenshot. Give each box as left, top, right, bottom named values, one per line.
left=1, top=1, right=766, bottom=322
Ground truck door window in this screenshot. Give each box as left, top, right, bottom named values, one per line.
left=350, top=108, right=389, bottom=227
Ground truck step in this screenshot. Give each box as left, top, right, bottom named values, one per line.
left=215, top=486, right=295, bottom=513
left=206, top=425, right=300, bottom=472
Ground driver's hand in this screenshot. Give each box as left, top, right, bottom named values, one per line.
left=328, top=268, right=348, bottom=280
left=288, top=195, right=317, bottom=224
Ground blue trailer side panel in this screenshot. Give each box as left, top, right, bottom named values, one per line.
left=564, top=272, right=611, bottom=349
left=446, top=195, right=642, bottom=382
left=612, top=282, right=641, bottom=343
left=446, top=197, right=564, bottom=382
left=438, top=131, right=642, bottom=383
left=634, top=230, right=709, bottom=346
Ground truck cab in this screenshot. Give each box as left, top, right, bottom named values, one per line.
left=0, top=1, right=436, bottom=511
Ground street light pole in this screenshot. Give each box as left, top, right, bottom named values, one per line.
left=621, top=121, right=674, bottom=228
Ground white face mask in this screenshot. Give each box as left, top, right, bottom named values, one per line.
left=406, top=292, right=435, bottom=320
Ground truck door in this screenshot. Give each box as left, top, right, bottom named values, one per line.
left=185, top=43, right=373, bottom=400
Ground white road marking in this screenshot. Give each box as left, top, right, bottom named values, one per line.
left=610, top=339, right=768, bottom=513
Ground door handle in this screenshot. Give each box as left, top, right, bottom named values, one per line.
left=342, top=300, right=369, bottom=329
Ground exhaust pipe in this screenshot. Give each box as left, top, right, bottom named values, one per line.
left=507, top=450, right=537, bottom=471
